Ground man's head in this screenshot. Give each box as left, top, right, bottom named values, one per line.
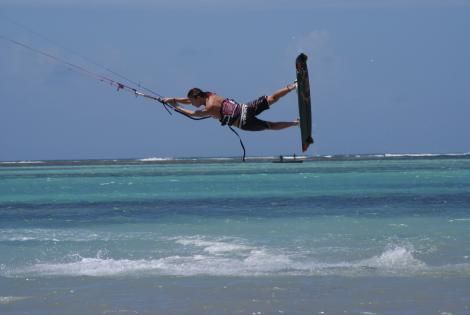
left=187, top=88, right=207, bottom=107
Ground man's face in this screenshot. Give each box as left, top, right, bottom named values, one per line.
left=189, top=96, right=203, bottom=107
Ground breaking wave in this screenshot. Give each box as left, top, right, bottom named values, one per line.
left=3, top=237, right=469, bottom=278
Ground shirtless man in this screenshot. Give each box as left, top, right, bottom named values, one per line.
left=162, top=82, right=299, bottom=131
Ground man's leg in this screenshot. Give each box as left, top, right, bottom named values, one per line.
left=266, top=81, right=297, bottom=106
left=268, top=119, right=300, bottom=130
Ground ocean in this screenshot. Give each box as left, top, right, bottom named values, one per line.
left=1, top=154, right=469, bottom=315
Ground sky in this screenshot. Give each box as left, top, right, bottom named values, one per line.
left=1, top=0, right=470, bottom=160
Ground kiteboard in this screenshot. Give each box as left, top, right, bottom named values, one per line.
left=295, top=53, right=314, bottom=152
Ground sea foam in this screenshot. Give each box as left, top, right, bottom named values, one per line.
left=0, top=296, right=29, bottom=304
left=5, top=238, right=465, bottom=278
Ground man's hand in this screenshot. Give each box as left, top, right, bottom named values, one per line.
left=162, top=98, right=177, bottom=106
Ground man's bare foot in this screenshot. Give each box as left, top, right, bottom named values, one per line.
left=287, top=81, right=298, bottom=91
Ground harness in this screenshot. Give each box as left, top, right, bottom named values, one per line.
left=219, top=99, right=242, bottom=126
left=218, top=98, right=246, bottom=162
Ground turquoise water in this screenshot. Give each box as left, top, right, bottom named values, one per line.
left=1, top=156, right=470, bottom=314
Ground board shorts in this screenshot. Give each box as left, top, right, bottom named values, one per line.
left=238, top=96, right=271, bottom=131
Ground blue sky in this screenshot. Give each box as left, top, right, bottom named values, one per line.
left=1, top=0, right=469, bottom=160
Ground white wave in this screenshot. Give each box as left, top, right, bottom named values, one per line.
left=384, top=152, right=470, bottom=158
left=0, top=229, right=67, bottom=242
left=388, top=223, right=408, bottom=228
left=0, top=296, right=30, bottom=304
left=5, top=250, right=297, bottom=277
left=357, top=246, right=427, bottom=273
left=4, top=239, right=469, bottom=278
left=384, top=153, right=438, bottom=158
left=0, top=244, right=440, bottom=278
left=0, top=160, right=45, bottom=164
left=174, top=236, right=252, bottom=254
left=99, top=181, right=116, bottom=186
left=138, top=157, right=174, bottom=162
left=449, top=218, right=470, bottom=223
left=0, top=229, right=149, bottom=242
left=205, top=157, right=235, bottom=161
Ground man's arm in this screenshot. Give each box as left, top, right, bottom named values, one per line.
left=174, top=106, right=212, bottom=118
left=162, top=97, right=191, bottom=105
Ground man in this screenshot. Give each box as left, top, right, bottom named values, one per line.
left=162, top=82, right=299, bottom=131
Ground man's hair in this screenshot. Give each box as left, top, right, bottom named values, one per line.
left=187, top=88, right=207, bottom=99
